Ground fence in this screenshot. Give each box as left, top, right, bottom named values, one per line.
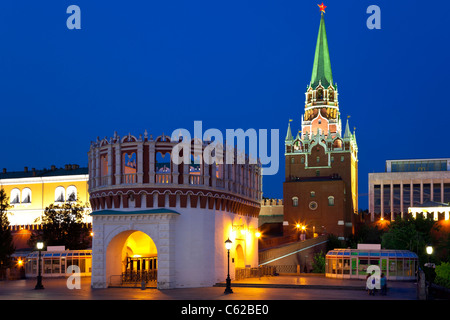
left=235, top=266, right=276, bottom=280
left=109, top=270, right=157, bottom=287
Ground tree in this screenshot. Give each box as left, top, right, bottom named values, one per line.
left=311, top=251, right=326, bottom=273
left=29, top=198, right=91, bottom=250
left=0, top=188, right=15, bottom=273
left=381, top=215, right=438, bottom=266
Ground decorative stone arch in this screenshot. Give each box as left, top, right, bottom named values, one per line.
left=235, top=244, right=246, bottom=269
left=91, top=211, right=178, bottom=289
left=121, top=133, right=138, bottom=143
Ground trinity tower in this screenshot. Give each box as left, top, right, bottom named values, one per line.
left=283, top=11, right=358, bottom=239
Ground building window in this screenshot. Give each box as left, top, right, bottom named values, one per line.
left=317, top=156, right=320, bottom=163
left=22, top=188, right=32, bottom=203
left=67, top=185, right=77, bottom=201
left=291, top=157, right=295, bottom=164
left=55, top=186, right=65, bottom=202
left=310, top=191, right=315, bottom=197
left=316, top=170, right=320, bottom=177
left=292, top=197, right=299, bottom=207
left=331, top=156, right=334, bottom=163
left=10, top=189, right=20, bottom=204
left=301, top=157, right=305, bottom=164
left=328, top=196, right=335, bottom=206
left=341, top=156, right=344, bottom=162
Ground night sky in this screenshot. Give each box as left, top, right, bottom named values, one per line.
left=0, top=1, right=448, bottom=210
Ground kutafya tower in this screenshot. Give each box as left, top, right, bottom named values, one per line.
left=283, top=6, right=358, bottom=239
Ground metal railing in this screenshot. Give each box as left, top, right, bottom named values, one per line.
left=122, top=270, right=157, bottom=283
left=122, top=173, right=137, bottom=184
left=235, top=266, right=276, bottom=280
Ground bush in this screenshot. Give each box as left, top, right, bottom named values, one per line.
left=435, top=262, right=450, bottom=289
left=311, top=251, right=325, bottom=273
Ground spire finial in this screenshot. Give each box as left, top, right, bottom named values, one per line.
left=318, top=2, right=327, bottom=14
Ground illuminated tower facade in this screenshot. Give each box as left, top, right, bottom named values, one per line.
left=283, top=12, right=358, bottom=239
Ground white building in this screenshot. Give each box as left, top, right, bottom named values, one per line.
left=368, top=158, right=450, bottom=221
left=88, top=132, right=262, bottom=289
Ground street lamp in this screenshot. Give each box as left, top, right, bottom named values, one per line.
left=425, top=245, right=433, bottom=300
left=35, top=241, right=44, bottom=290
left=224, top=238, right=233, bottom=294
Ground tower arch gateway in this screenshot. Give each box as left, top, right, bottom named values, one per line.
left=89, top=131, right=262, bottom=289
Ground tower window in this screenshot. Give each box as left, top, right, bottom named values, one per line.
left=55, top=186, right=65, bottom=202
left=317, top=156, right=320, bottom=163
left=328, top=196, right=335, bottom=206
left=341, top=156, right=345, bottom=162
left=301, top=157, right=305, bottom=164
left=310, top=191, right=315, bottom=197
left=316, top=170, right=320, bottom=176
left=22, top=188, right=32, bottom=204
left=10, top=189, right=20, bottom=204
left=291, top=157, right=295, bottom=164
left=331, top=156, right=334, bottom=163
left=292, top=197, right=299, bottom=207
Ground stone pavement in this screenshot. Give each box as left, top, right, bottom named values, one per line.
left=0, top=274, right=418, bottom=300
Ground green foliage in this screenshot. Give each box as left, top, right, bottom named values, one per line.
left=311, top=251, right=325, bottom=273
left=356, top=223, right=384, bottom=244
left=435, top=262, right=450, bottom=289
left=28, top=198, right=90, bottom=250
left=326, top=234, right=346, bottom=251
left=381, top=215, right=438, bottom=266
left=0, top=188, right=15, bottom=269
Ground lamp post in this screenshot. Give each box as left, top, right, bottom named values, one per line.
left=35, top=241, right=44, bottom=290
left=425, top=245, right=433, bottom=300
left=224, top=238, right=233, bottom=294
left=296, top=224, right=301, bottom=241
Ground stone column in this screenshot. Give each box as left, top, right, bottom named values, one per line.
left=90, top=217, right=106, bottom=288
left=380, top=184, right=384, bottom=219
left=149, top=142, right=155, bottom=184
left=400, top=182, right=404, bottom=219
left=115, top=142, right=122, bottom=185
left=157, top=215, right=177, bottom=289
left=390, top=181, right=394, bottom=220
left=137, top=142, right=144, bottom=184
left=107, top=144, right=113, bottom=185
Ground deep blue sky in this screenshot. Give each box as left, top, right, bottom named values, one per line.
left=0, top=1, right=448, bottom=210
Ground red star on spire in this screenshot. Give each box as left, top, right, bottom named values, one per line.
left=318, top=2, right=327, bottom=13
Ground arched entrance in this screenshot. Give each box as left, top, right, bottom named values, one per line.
left=235, top=244, right=245, bottom=268
left=106, top=230, right=157, bottom=286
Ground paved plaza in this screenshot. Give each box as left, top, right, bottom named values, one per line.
left=0, top=274, right=418, bottom=300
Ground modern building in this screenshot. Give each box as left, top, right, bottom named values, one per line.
left=25, top=248, right=92, bottom=278
left=325, top=244, right=418, bottom=281
left=0, top=165, right=91, bottom=226
left=283, top=12, right=358, bottom=239
left=88, top=132, right=262, bottom=289
left=368, top=158, right=450, bottom=221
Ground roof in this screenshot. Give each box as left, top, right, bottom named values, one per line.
left=311, top=14, right=333, bottom=89
left=326, top=248, right=418, bottom=259
left=412, top=201, right=450, bottom=208
left=0, top=166, right=88, bottom=180
left=90, top=208, right=180, bottom=216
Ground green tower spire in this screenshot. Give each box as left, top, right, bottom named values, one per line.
left=310, top=13, right=333, bottom=89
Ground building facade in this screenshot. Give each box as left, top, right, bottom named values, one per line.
left=88, top=132, right=262, bottom=289
left=368, top=158, right=450, bottom=221
left=0, top=165, right=90, bottom=226
left=283, top=13, right=358, bottom=239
